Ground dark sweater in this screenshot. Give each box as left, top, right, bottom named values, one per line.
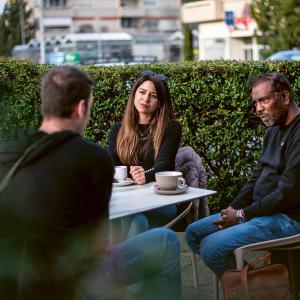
left=0, top=128, right=114, bottom=299
left=108, top=120, right=182, bottom=182
left=231, top=114, right=300, bottom=221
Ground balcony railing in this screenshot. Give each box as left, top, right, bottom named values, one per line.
left=43, top=7, right=72, bottom=18
left=120, top=7, right=179, bottom=18
left=181, top=0, right=223, bottom=23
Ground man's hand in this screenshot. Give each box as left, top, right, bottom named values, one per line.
left=130, top=166, right=146, bottom=185
left=213, top=206, right=238, bottom=230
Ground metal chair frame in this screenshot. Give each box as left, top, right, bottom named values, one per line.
left=234, top=233, right=300, bottom=300
left=164, top=200, right=200, bottom=288
left=164, top=146, right=219, bottom=298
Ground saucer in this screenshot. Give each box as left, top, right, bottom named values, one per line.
left=153, top=184, right=188, bottom=195
left=113, top=179, right=134, bottom=187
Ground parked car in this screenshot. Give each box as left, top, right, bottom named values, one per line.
left=266, top=50, right=300, bottom=61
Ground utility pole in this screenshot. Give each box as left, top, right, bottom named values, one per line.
left=39, top=0, right=45, bottom=63
left=19, top=0, right=25, bottom=44
left=224, top=11, right=234, bottom=60
left=93, top=0, right=102, bottom=61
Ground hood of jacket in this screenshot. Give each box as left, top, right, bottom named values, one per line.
left=0, top=128, right=78, bottom=182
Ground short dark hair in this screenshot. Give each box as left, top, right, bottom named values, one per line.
left=41, top=65, right=94, bottom=118
left=249, top=72, right=294, bottom=102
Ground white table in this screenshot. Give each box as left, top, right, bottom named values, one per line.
left=109, top=182, right=216, bottom=220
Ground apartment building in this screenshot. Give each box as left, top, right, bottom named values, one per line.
left=182, top=0, right=262, bottom=60
left=26, top=0, right=182, bottom=62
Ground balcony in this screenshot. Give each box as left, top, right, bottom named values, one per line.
left=120, top=6, right=179, bottom=18
left=119, top=0, right=179, bottom=18
left=43, top=6, right=72, bottom=18
left=71, top=5, right=116, bottom=18
left=181, top=0, right=223, bottom=23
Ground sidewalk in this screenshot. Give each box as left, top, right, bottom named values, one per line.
left=178, top=232, right=222, bottom=300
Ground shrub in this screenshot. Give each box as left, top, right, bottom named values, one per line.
left=1, top=58, right=300, bottom=211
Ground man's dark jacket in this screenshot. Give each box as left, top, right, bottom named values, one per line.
left=0, top=128, right=113, bottom=300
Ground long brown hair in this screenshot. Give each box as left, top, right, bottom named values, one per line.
left=116, top=73, right=175, bottom=165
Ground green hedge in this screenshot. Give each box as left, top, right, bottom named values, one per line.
left=1, top=58, right=300, bottom=212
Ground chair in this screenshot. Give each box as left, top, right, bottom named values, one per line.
left=164, top=146, right=215, bottom=290
left=173, top=146, right=210, bottom=229
left=233, top=233, right=300, bottom=300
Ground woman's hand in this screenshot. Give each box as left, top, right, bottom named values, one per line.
left=130, top=166, right=146, bottom=185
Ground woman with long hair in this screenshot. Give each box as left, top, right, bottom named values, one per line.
left=108, top=70, right=182, bottom=238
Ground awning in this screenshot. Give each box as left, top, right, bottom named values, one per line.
left=44, top=17, right=72, bottom=27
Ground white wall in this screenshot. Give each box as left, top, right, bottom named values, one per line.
left=133, top=43, right=164, bottom=61
left=198, top=20, right=256, bottom=60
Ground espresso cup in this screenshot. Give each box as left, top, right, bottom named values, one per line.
left=155, top=171, right=186, bottom=190
left=114, top=166, right=127, bottom=182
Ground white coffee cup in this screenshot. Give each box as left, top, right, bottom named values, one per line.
left=155, top=171, right=186, bottom=190
left=114, top=166, right=127, bottom=182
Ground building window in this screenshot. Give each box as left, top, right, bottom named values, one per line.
left=182, top=0, right=202, bottom=3
left=120, top=0, right=129, bottom=6
left=121, top=17, right=139, bottom=28
left=144, top=0, right=159, bottom=8
left=78, top=24, right=94, bottom=33
left=43, top=0, right=66, bottom=8
left=143, top=20, right=158, bottom=31
left=120, top=0, right=138, bottom=7
left=203, top=38, right=225, bottom=59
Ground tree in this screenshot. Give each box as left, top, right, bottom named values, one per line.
left=251, top=0, right=300, bottom=57
left=183, top=24, right=193, bottom=61
left=0, top=0, right=36, bottom=57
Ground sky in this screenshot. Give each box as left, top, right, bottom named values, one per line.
left=0, top=0, right=4, bottom=14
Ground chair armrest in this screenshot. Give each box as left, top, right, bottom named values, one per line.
left=234, top=233, right=300, bottom=270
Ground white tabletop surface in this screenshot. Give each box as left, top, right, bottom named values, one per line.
left=109, top=182, right=216, bottom=220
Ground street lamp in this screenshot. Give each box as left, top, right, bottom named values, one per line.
left=93, top=0, right=102, bottom=61
left=224, top=10, right=234, bottom=60
left=39, top=0, right=45, bottom=63
left=19, top=0, right=25, bottom=44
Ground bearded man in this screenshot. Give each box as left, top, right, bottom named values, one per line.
left=185, top=72, right=300, bottom=277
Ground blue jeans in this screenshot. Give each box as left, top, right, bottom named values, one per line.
left=121, top=204, right=177, bottom=239
left=185, top=213, right=300, bottom=277
left=78, top=228, right=181, bottom=300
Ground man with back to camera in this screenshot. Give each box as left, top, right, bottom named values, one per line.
left=185, top=72, right=300, bottom=277
left=0, top=65, right=181, bottom=300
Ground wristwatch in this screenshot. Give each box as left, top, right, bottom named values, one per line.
left=236, top=209, right=246, bottom=224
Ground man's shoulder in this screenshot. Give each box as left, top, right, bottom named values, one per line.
left=0, top=128, right=43, bottom=166
left=265, top=126, right=277, bottom=136
left=63, top=136, right=113, bottom=172
left=72, top=136, right=109, bottom=156
left=290, top=114, right=300, bottom=131
left=1, top=128, right=41, bottom=146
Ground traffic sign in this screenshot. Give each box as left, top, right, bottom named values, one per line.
left=224, top=11, right=235, bottom=26
left=65, top=52, right=81, bottom=64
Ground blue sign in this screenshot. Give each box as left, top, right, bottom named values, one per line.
left=48, top=52, right=65, bottom=65
left=225, top=11, right=235, bottom=26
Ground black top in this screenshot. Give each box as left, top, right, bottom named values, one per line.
left=231, top=114, right=300, bottom=221
left=108, top=120, right=182, bottom=182
left=0, top=128, right=114, bottom=299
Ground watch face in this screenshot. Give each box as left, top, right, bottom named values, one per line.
left=236, top=210, right=245, bottom=224
left=237, top=216, right=245, bottom=224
